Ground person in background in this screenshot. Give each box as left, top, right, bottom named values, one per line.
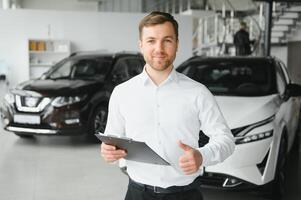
left=234, top=21, right=254, bottom=56
left=101, top=11, right=235, bottom=200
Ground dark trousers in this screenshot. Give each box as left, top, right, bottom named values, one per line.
left=124, top=180, right=204, bottom=200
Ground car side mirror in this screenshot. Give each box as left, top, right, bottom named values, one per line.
left=285, top=83, right=301, bottom=97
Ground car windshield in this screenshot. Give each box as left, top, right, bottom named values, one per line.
left=45, top=56, right=112, bottom=80
left=178, top=60, right=277, bottom=96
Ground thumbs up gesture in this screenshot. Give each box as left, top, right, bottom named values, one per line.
left=178, top=140, right=203, bottom=175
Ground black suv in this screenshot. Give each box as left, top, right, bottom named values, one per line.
left=0, top=51, right=145, bottom=138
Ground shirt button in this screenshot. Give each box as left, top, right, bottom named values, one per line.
left=158, top=122, right=160, bottom=126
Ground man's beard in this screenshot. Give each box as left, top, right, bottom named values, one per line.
left=146, top=56, right=174, bottom=72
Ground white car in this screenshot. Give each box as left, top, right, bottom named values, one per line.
left=177, top=56, right=301, bottom=199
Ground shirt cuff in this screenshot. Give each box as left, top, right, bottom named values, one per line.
left=197, top=146, right=210, bottom=167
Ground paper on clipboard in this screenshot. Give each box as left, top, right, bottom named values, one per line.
left=95, top=133, right=170, bottom=165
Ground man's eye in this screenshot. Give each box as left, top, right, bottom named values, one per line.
left=147, top=40, right=155, bottom=44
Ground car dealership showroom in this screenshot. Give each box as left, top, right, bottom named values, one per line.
left=0, top=0, right=301, bottom=200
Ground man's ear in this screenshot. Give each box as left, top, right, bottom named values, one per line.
left=139, top=40, right=143, bottom=54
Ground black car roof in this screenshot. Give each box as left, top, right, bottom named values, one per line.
left=178, top=56, right=277, bottom=68
left=70, top=51, right=142, bottom=59
left=184, top=56, right=276, bottom=63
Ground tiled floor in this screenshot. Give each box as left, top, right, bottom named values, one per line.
left=0, top=82, right=300, bottom=200
left=0, top=133, right=128, bottom=200
left=0, top=82, right=128, bottom=200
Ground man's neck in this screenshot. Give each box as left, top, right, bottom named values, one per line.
left=145, top=65, right=173, bottom=86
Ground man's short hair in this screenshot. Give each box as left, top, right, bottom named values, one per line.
left=240, top=21, right=247, bottom=29
left=139, top=11, right=179, bottom=40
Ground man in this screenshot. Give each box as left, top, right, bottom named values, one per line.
left=101, top=11, right=235, bottom=200
left=233, top=21, right=253, bottom=56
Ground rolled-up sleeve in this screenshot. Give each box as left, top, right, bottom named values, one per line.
left=104, top=85, right=125, bottom=137
left=197, top=88, right=235, bottom=167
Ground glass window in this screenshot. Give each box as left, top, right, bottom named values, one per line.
left=112, top=57, right=144, bottom=83
left=48, top=59, right=73, bottom=79
left=47, top=56, right=112, bottom=80
left=126, top=58, right=144, bottom=77
left=178, top=60, right=277, bottom=96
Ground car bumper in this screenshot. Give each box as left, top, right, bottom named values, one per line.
left=4, top=125, right=85, bottom=135
left=201, top=135, right=277, bottom=188
left=1, top=101, right=88, bottom=136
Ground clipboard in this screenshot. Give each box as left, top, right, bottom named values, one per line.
left=95, top=133, right=170, bottom=165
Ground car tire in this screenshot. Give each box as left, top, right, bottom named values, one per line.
left=87, top=104, right=108, bottom=141
left=264, top=135, right=288, bottom=200
left=14, top=133, right=34, bottom=138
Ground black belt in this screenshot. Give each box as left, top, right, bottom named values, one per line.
left=129, top=177, right=202, bottom=194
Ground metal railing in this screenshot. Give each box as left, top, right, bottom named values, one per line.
left=192, top=1, right=263, bottom=56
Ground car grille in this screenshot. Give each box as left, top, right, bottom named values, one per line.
left=200, top=172, right=226, bottom=187
left=200, top=172, right=252, bottom=189
left=15, top=95, right=51, bottom=113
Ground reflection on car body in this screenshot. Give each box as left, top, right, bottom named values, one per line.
left=177, top=56, right=301, bottom=199
left=0, top=51, right=145, bottom=138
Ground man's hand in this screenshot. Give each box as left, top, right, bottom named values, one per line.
left=100, top=143, right=127, bottom=163
left=178, top=140, right=203, bottom=175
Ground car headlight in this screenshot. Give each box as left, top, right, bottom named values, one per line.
left=51, top=95, right=87, bottom=107
left=235, top=130, right=273, bottom=144
left=4, top=93, right=15, bottom=104
left=232, top=115, right=275, bottom=145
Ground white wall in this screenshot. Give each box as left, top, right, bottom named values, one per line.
left=289, top=23, right=301, bottom=41
left=20, top=0, right=142, bottom=12
left=271, top=46, right=288, bottom=66
left=270, top=23, right=301, bottom=68
left=98, top=0, right=142, bottom=12
left=0, top=9, right=193, bottom=86
left=21, top=0, right=98, bottom=11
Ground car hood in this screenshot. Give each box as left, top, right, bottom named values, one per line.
left=16, top=78, right=104, bottom=96
left=215, top=94, right=281, bottom=129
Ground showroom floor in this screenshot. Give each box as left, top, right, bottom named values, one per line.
left=0, top=82, right=300, bottom=200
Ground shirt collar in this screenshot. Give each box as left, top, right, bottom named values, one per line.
left=140, top=65, right=179, bottom=86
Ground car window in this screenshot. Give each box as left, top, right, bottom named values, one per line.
left=72, top=59, right=111, bottom=79
left=49, top=59, right=73, bottom=79
left=111, top=56, right=144, bottom=83
left=47, top=57, right=111, bottom=80
left=126, top=57, right=144, bottom=77
left=178, top=60, right=277, bottom=96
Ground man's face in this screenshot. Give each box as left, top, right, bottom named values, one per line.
left=139, top=22, right=178, bottom=72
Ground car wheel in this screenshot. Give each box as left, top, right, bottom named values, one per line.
left=14, top=133, right=34, bottom=138
left=88, top=104, right=108, bottom=140
left=265, top=135, right=287, bottom=200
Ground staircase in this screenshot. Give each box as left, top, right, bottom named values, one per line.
left=99, top=0, right=301, bottom=55
left=271, top=3, right=301, bottom=45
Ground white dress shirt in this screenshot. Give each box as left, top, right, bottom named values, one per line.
left=104, top=67, right=235, bottom=188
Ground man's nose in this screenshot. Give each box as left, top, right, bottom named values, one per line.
left=154, top=41, right=164, bottom=52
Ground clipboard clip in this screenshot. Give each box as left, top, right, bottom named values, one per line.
left=107, top=134, right=133, bottom=142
